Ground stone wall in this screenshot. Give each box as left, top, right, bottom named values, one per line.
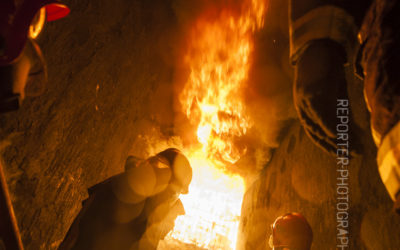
left=238, top=110, right=400, bottom=249
left=0, top=0, right=180, bottom=249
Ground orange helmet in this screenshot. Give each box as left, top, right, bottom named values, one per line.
left=269, top=213, right=313, bottom=250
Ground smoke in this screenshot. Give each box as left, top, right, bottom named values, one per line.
left=241, top=0, right=296, bottom=179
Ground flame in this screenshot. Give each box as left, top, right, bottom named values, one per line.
left=162, top=149, right=245, bottom=249
left=180, top=0, right=267, bottom=165
left=160, top=1, right=267, bottom=249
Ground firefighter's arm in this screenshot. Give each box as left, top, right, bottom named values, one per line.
left=377, top=122, right=400, bottom=207
left=289, top=1, right=362, bottom=156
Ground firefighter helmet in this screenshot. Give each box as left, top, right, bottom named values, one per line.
left=269, top=212, right=313, bottom=250
left=156, top=148, right=192, bottom=194
left=0, top=0, right=70, bottom=112
left=0, top=0, right=70, bottom=65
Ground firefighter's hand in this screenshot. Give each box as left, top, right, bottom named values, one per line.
left=293, top=39, right=357, bottom=156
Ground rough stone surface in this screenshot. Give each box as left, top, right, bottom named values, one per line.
left=237, top=119, right=400, bottom=249
left=0, top=0, right=180, bottom=249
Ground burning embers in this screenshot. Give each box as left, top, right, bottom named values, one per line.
left=163, top=0, right=267, bottom=249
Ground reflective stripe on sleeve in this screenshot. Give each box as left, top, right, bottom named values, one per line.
left=378, top=122, right=400, bottom=201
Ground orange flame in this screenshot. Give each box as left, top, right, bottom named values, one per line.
left=180, top=0, right=267, bottom=165
left=162, top=149, right=245, bottom=249
left=162, top=1, right=267, bottom=249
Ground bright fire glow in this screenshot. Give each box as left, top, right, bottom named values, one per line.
left=162, top=150, right=245, bottom=249
left=180, top=0, right=266, bottom=165
left=163, top=0, right=267, bottom=249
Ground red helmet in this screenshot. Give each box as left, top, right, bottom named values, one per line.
left=0, top=0, right=70, bottom=65
left=270, top=213, right=313, bottom=250
left=0, top=0, right=69, bottom=112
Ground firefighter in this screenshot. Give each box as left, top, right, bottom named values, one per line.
left=268, top=213, right=313, bottom=250
left=59, top=148, right=192, bottom=250
left=289, top=0, right=372, bottom=156
left=0, top=0, right=70, bottom=113
left=358, top=0, right=400, bottom=214
left=0, top=2, right=69, bottom=249
left=290, top=0, right=400, bottom=213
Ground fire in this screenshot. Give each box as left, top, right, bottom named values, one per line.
left=180, top=0, right=267, bottom=165
left=161, top=150, right=245, bottom=249
left=161, top=0, right=267, bottom=249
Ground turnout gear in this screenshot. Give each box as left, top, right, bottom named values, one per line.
left=359, top=0, right=400, bottom=213
left=59, top=148, right=192, bottom=250
left=0, top=2, right=69, bottom=249
left=289, top=0, right=372, bottom=156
